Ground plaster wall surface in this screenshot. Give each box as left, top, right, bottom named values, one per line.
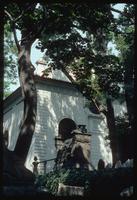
left=3, top=79, right=112, bottom=173
left=4, top=97, right=23, bottom=151
left=33, top=82, right=112, bottom=172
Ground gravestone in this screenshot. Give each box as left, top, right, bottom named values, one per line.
left=55, top=129, right=92, bottom=170
left=98, top=159, right=105, bottom=170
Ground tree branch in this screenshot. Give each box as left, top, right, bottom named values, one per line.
left=4, top=10, right=20, bottom=52
left=111, top=7, right=124, bottom=15
left=110, top=7, right=134, bottom=21
left=12, top=24, right=20, bottom=52
left=14, top=10, right=24, bottom=23
left=14, top=4, right=37, bottom=23
left=4, top=10, right=14, bottom=21
left=61, top=66, right=108, bottom=115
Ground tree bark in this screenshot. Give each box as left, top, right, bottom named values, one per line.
left=105, top=97, right=119, bottom=165
left=93, top=97, right=120, bottom=164
left=124, top=62, right=134, bottom=129
left=14, top=38, right=37, bottom=163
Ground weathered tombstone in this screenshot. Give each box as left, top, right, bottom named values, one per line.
left=55, top=129, right=92, bottom=170
left=122, top=159, right=133, bottom=168
left=105, top=163, right=112, bottom=169
left=57, top=183, right=84, bottom=196
left=120, top=186, right=133, bottom=197
left=98, top=159, right=105, bottom=170
left=130, top=159, right=133, bottom=168
left=115, top=160, right=122, bottom=168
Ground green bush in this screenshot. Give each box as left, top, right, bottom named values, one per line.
left=35, top=169, right=70, bottom=195
left=35, top=167, right=133, bottom=196
left=35, top=168, right=97, bottom=195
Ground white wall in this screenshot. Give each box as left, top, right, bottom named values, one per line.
left=33, top=82, right=89, bottom=173
left=3, top=80, right=112, bottom=172
left=87, top=112, right=112, bottom=168
left=34, top=82, right=112, bottom=172
left=4, top=98, right=23, bottom=151
left=3, top=97, right=36, bottom=171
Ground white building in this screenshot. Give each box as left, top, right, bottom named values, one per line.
left=4, top=61, right=113, bottom=174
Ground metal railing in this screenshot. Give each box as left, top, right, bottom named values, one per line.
left=32, top=156, right=56, bottom=175
left=32, top=155, right=97, bottom=175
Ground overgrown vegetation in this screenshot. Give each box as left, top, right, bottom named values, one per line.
left=35, top=167, right=133, bottom=196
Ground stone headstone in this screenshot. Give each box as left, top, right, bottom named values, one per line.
left=122, top=159, right=133, bottom=168
left=115, top=160, right=122, bottom=168
left=57, top=183, right=84, bottom=196
left=98, top=159, right=105, bottom=170
left=105, top=163, right=112, bottom=169
left=55, top=130, right=92, bottom=170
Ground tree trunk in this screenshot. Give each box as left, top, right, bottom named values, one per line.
left=14, top=39, right=37, bottom=163
left=124, top=62, right=134, bottom=129
left=105, top=97, right=119, bottom=165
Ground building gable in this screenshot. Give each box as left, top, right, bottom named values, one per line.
left=35, top=59, right=71, bottom=83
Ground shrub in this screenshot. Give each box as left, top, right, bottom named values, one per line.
left=35, top=169, right=70, bottom=195
left=35, top=167, right=133, bottom=196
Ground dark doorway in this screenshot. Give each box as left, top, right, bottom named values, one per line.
left=59, top=118, right=77, bottom=141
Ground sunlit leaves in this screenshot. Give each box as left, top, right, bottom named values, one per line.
left=36, top=3, right=126, bottom=105
left=4, top=22, right=18, bottom=98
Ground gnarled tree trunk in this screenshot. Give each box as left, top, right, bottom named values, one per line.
left=105, top=97, right=120, bottom=165
left=14, top=38, right=37, bottom=163
left=124, top=62, right=134, bottom=129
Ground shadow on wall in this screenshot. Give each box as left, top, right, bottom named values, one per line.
left=28, top=81, right=114, bottom=172
left=89, top=115, right=112, bottom=167
left=3, top=82, right=112, bottom=172
left=4, top=101, right=24, bottom=151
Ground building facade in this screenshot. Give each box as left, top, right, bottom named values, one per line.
left=4, top=69, right=113, bottom=174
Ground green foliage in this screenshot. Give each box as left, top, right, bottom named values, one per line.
left=37, top=3, right=126, bottom=108
left=4, top=22, right=18, bottom=98
left=114, top=4, right=134, bottom=77
left=35, top=169, right=70, bottom=195
left=113, top=4, right=134, bottom=126
left=4, top=2, right=47, bottom=98
left=35, top=168, right=90, bottom=194
left=5, top=3, right=43, bottom=33
left=38, top=3, right=113, bottom=67
left=35, top=167, right=133, bottom=196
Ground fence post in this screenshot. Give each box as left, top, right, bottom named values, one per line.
left=32, top=156, right=39, bottom=175
left=44, top=161, right=47, bottom=174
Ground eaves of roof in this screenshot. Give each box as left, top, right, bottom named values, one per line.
left=34, top=75, right=77, bottom=88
